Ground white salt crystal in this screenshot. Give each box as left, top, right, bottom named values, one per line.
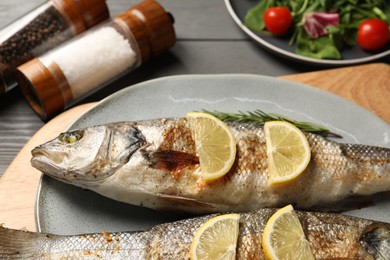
left=44, top=26, right=138, bottom=99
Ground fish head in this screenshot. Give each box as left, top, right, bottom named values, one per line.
left=31, top=123, right=145, bottom=185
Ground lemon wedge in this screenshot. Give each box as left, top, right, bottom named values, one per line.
left=262, top=205, right=315, bottom=260
left=187, top=112, right=236, bottom=181
left=190, top=214, right=240, bottom=260
left=264, top=121, right=311, bottom=185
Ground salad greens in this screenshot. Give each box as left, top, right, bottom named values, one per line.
left=244, top=0, right=390, bottom=59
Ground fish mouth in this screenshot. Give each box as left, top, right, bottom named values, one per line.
left=31, top=147, right=67, bottom=178
left=31, top=147, right=101, bottom=186
left=31, top=146, right=67, bottom=164
left=31, top=146, right=47, bottom=158
left=31, top=156, right=77, bottom=185
left=31, top=147, right=50, bottom=169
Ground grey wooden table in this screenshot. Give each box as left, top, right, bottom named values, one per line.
left=0, top=0, right=389, bottom=176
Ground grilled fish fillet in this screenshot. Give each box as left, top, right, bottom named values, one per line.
left=31, top=119, right=390, bottom=214
left=1, top=209, right=389, bottom=259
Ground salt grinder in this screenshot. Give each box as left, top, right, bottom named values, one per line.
left=16, top=0, right=176, bottom=121
left=0, top=0, right=109, bottom=95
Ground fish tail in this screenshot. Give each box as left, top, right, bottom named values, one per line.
left=341, top=144, right=390, bottom=166
left=341, top=144, right=390, bottom=194
left=0, top=226, right=45, bottom=259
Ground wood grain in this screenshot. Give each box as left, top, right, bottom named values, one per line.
left=280, top=63, right=390, bottom=124
left=0, top=103, right=95, bottom=230
left=0, top=63, right=389, bottom=232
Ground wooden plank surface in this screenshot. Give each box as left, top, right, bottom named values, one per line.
left=107, top=0, right=248, bottom=39
left=1, top=63, right=389, bottom=231
left=0, top=0, right=246, bottom=40
left=280, top=63, right=390, bottom=124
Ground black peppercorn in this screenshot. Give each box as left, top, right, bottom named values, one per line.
left=0, top=0, right=109, bottom=95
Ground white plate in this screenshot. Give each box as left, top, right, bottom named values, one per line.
left=36, top=74, right=390, bottom=235
left=224, top=0, right=390, bottom=66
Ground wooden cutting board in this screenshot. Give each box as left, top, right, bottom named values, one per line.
left=1, top=63, right=389, bottom=231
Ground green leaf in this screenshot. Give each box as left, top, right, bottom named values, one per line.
left=343, top=28, right=358, bottom=46
left=244, top=1, right=275, bottom=32
left=295, top=29, right=342, bottom=59
left=382, top=4, right=390, bottom=24
left=327, top=26, right=344, bottom=47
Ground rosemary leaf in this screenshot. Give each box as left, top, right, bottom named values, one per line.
left=202, top=109, right=341, bottom=138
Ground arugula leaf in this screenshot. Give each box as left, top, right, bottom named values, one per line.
left=244, top=0, right=275, bottom=32
left=295, top=28, right=341, bottom=59
left=342, top=28, right=358, bottom=46
left=380, top=4, right=390, bottom=24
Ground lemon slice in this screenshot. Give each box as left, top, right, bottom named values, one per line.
left=262, top=205, right=315, bottom=260
left=187, top=112, right=236, bottom=181
left=190, top=214, right=240, bottom=260
left=264, top=121, right=311, bottom=185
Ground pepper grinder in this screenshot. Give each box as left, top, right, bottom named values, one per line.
left=16, top=0, right=176, bottom=121
left=0, top=0, right=109, bottom=95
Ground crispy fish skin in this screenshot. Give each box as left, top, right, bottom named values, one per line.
left=31, top=119, right=390, bottom=214
left=1, top=209, right=389, bottom=259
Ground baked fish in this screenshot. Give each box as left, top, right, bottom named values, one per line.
left=1, top=209, right=389, bottom=259
left=31, top=118, right=390, bottom=214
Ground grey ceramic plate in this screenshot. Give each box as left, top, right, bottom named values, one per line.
left=224, top=0, right=390, bottom=66
left=36, top=74, right=390, bottom=235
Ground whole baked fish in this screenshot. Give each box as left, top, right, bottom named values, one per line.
left=31, top=118, right=390, bottom=214
left=1, top=209, right=389, bottom=259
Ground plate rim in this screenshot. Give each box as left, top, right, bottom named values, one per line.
left=224, top=0, right=390, bottom=66
left=35, top=74, right=390, bottom=233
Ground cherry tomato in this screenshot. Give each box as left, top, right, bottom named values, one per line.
left=263, top=7, right=292, bottom=35
left=357, top=18, right=390, bottom=51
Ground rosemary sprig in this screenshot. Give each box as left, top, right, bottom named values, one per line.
left=203, top=109, right=341, bottom=138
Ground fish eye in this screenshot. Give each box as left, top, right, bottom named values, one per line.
left=59, top=130, right=84, bottom=143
